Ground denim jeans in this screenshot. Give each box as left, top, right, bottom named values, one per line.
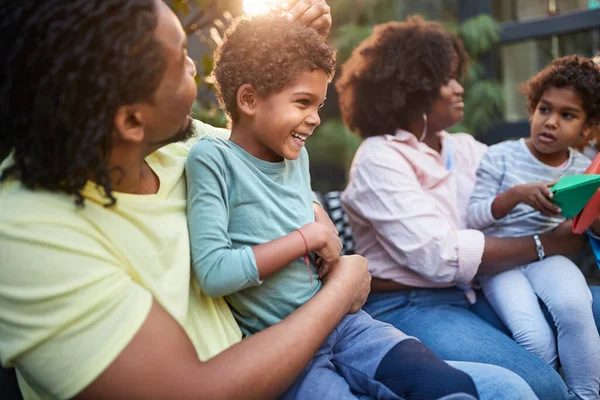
left=354, top=361, right=536, bottom=400
left=364, top=285, right=600, bottom=400
left=281, top=310, right=535, bottom=400
left=483, top=256, right=600, bottom=400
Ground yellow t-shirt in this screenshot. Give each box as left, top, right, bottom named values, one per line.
left=0, top=120, right=241, bottom=399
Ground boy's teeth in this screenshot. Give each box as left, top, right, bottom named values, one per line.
left=292, top=132, right=307, bottom=141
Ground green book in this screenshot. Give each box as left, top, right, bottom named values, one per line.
left=551, top=174, right=600, bottom=218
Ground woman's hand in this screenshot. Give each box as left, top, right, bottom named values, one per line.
left=540, top=220, right=587, bottom=257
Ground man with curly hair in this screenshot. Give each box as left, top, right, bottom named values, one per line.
left=468, top=55, right=600, bottom=400
left=0, top=1, right=374, bottom=399
left=185, top=14, right=539, bottom=400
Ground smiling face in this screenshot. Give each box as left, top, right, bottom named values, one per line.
left=526, top=86, right=588, bottom=165
left=427, top=52, right=465, bottom=133
left=234, top=69, right=328, bottom=162
left=428, top=78, right=465, bottom=132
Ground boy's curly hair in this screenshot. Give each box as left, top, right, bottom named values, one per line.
left=335, top=16, right=468, bottom=138
left=523, top=54, right=600, bottom=131
left=213, top=15, right=336, bottom=123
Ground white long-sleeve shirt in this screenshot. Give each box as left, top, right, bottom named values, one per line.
left=342, top=129, right=487, bottom=288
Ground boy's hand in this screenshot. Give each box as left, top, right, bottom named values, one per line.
left=278, top=0, right=332, bottom=37
left=514, top=181, right=561, bottom=216
left=302, top=221, right=342, bottom=264
left=315, top=257, right=330, bottom=279
left=313, top=202, right=339, bottom=236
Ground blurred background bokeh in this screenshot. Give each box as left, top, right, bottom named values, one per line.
left=169, top=0, right=600, bottom=193
left=3, top=1, right=598, bottom=192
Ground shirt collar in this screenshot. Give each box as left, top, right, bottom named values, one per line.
left=385, top=129, right=448, bottom=154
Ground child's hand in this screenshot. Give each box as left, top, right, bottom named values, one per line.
left=514, top=181, right=561, bottom=216
left=313, top=202, right=339, bottom=236
left=302, top=222, right=342, bottom=264
left=315, top=257, right=331, bottom=279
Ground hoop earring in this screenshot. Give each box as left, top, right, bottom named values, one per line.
left=419, top=113, right=428, bottom=142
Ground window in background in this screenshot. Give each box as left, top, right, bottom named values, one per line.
left=499, top=29, right=600, bottom=121
left=493, top=0, right=594, bottom=22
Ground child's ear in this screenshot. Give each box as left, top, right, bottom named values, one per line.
left=583, top=124, right=593, bottom=139
left=237, top=84, right=258, bottom=117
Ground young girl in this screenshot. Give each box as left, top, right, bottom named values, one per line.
left=468, top=55, right=600, bottom=400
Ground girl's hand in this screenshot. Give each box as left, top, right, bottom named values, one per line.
left=514, top=181, right=561, bottom=216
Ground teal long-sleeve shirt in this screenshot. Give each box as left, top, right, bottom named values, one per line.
left=186, top=136, right=321, bottom=336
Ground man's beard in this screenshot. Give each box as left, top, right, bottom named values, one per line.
left=149, top=115, right=196, bottom=147
left=171, top=115, right=196, bottom=143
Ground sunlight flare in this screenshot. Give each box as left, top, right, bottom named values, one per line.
left=243, top=0, right=284, bottom=15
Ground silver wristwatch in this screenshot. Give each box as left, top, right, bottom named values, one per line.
left=533, top=234, right=545, bottom=261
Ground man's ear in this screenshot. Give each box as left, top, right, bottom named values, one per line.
left=113, top=105, right=145, bottom=143
left=237, top=84, right=259, bottom=117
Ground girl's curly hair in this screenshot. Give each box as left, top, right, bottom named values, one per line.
left=0, top=0, right=167, bottom=205
left=523, top=54, right=600, bottom=131
left=335, top=16, right=468, bottom=138
left=212, top=15, right=336, bottom=123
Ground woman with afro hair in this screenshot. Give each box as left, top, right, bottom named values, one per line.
left=337, top=15, right=600, bottom=400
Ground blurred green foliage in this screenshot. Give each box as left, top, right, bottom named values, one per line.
left=305, top=120, right=362, bottom=192
left=306, top=1, right=504, bottom=191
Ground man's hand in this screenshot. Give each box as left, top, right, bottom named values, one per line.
left=513, top=181, right=561, bottom=216
left=322, top=255, right=371, bottom=313
left=278, top=0, right=332, bottom=37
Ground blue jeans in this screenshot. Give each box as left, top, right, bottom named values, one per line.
left=364, top=286, right=600, bottom=400
left=354, top=362, right=536, bottom=400
left=281, top=310, right=535, bottom=400
left=483, top=256, right=600, bottom=400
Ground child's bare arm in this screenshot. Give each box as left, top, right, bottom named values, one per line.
left=252, top=222, right=341, bottom=279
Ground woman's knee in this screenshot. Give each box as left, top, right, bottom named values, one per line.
left=374, top=339, right=479, bottom=400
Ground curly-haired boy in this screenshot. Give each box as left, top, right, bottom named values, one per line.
left=468, top=55, right=600, bottom=399
left=186, top=15, right=481, bottom=400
